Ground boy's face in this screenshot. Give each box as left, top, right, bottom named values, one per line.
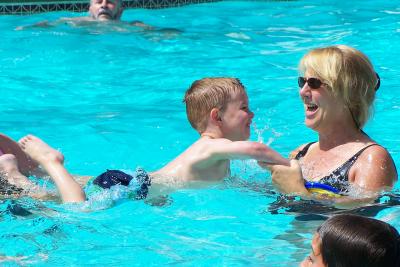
left=220, top=91, right=254, bottom=141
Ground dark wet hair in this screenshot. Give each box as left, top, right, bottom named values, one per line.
left=317, top=214, right=400, bottom=267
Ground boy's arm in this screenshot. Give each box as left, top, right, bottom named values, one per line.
left=209, top=140, right=290, bottom=166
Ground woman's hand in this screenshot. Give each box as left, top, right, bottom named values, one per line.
left=259, top=159, right=310, bottom=196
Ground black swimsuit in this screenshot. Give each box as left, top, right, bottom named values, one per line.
left=268, top=142, right=399, bottom=218
left=295, top=142, right=380, bottom=194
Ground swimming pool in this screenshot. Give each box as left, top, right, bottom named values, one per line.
left=1, top=1, right=400, bottom=266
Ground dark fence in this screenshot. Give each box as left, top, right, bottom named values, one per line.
left=0, top=0, right=221, bottom=14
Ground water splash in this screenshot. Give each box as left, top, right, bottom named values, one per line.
left=252, top=121, right=282, bottom=146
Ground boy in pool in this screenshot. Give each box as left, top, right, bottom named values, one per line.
left=2, top=78, right=289, bottom=203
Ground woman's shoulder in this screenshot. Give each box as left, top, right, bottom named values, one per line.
left=356, top=142, right=391, bottom=159
left=358, top=143, right=395, bottom=165
left=351, top=143, right=397, bottom=190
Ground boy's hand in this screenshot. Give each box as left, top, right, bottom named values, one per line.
left=262, top=160, right=310, bottom=196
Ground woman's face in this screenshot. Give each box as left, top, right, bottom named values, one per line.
left=299, top=71, right=347, bottom=132
left=300, top=233, right=326, bottom=267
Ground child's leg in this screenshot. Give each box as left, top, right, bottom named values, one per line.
left=74, top=175, right=93, bottom=187
left=0, top=154, right=36, bottom=188
left=0, top=133, right=38, bottom=175
left=19, top=135, right=86, bottom=203
left=0, top=153, right=52, bottom=199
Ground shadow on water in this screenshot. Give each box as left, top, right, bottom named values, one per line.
left=268, top=191, right=400, bottom=219
left=4, top=200, right=33, bottom=217
left=0, top=198, right=49, bottom=218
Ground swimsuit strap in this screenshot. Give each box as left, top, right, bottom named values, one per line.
left=294, top=142, right=316, bottom=160
left=335, top=143, right=381, bottom=177
left=347, top=143, right=380, bottom=161
left=317, top=143, right=381, bottom=191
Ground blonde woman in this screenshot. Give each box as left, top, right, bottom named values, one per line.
left=264, top=45, right=397, bottom=207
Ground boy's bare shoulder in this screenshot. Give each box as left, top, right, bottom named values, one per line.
left=197, top=138, right=233, bottom=149
left=189, top=138, right=233, bottom=158
left=208, top=138, right=233, bottom=144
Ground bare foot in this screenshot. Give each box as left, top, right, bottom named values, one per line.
left=18, top=135, right=64, bottom=166
left=19, top=135, right=85, bottom=203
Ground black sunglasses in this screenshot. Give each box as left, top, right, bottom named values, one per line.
left=298, top=73, right=381, bottom=91
left=298, top=77, right=325, bottom=89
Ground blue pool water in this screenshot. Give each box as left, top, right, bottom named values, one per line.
left=1, top=1, right=400, bottom=266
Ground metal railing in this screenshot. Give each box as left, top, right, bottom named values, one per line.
left=0, top=0, right=221, bottom=14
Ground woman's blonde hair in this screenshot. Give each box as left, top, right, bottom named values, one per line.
left=184, top=78, right=245, bottom=133
left=299, top=45, right=379, bottom=128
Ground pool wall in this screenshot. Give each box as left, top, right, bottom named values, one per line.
left=0, top=0, right=221, bottom=14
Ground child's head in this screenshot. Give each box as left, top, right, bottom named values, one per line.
left=184, top=78, right=253, bottom=140
left=301, top=214, right=400, bottom=267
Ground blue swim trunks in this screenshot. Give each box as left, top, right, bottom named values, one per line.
left=86, top=168, right=151, bottom=200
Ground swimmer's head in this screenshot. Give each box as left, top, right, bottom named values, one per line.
left=301, top=214, right=400, bottom=267
left=299, top=45, right=378, bottom=128
left=89, top=0, right=123, bottom=21
left=184, top=78, right=252, bottom=140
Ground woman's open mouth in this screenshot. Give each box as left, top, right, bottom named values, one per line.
left=305, top=103, right=319, bottom=117
left=307, top=103, right=318, bottom=112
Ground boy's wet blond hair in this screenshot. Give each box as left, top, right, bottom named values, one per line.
left=299, top=45, right=379, bottom=128
left=184, top=78, right=245, bottom=133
